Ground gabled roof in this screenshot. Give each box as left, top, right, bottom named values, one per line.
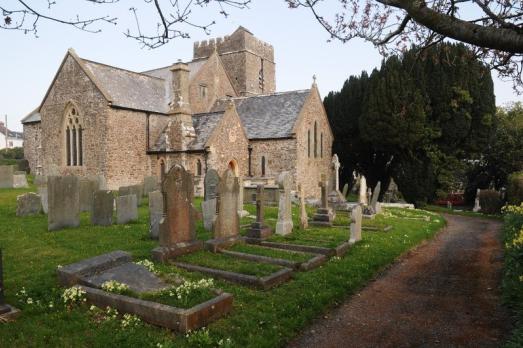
left=0, top=124, right=23, bottom=138
left=21, top=108, right=41, bottom=124
left=190, top=111, right=225, bottom=149
left=214, top=90, right=310, bottom=139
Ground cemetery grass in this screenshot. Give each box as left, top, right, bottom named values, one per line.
left=229, top=244, right=312, bottom=263
left=0, top=186, right=444, bottom=347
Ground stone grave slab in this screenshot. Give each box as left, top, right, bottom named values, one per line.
left=201, top=198, right=217, bottom=232
left=148, top=190, right=163, bottom=239
left=275, top=172, right=293, bottom=235
left=48, top=176, right=80, bottom=231
left=0, top=165, right=14, bottom=188
left=92, top=190, right=114, bottom=226
left=116, top=195, right=138, bottom=224
left=204, top=169, right=219, bottom=201
left=118, top=185, right=142, bottom=206
left=38, top=186, right=48, bottom=214
left=79, top=178, right=99, bottom=212
left=143, top=176, right=159, bottom=197
left=16, top=192, right=42, bottom=217
left=12, top=174, right=28, bottom=188
left=349, top=205, right=363, bottom=244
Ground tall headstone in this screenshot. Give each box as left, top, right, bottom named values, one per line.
left=331, top=154, right=341, bottom=193
left=208, top=169, right=241, bottom=249
left=275, top=171, right=293, bottom=235
left=201, top=198, right=217, bottom=231
left=298, top=184, right=309, bottom=230
left=367, top=188, right=372, bottom=206
left=118, top=185, right=142, bottom=206
left=143, top=176, right=159, bottom=197
left=349, top=205, right=363, bottom=244
left=342, top=183, right=349, bottom=198
left=358, top=176, right=368, bottom=205
left=204, top=169, right=219, bottom=201
left=91, top=190, right=114, bottom=226
left=148, top=190, right=163, bottom=239
left=312, top=178, right=335, bottom=226
left=473, top=189, right=481, bottom=212
left=48, top=176, right=80, bottom=231
left=370, top=181, right=382, bottom=213
left=116, top=195, right=138, bottom=224
left=79, top=178, right=98, bottom=213
left=247, top=185, right=272, bottom=239
left=0, top=165, right=14, bottom=188
left=16, top=193, right=42, bottom=217
left=152, top=165, right=202, bottom=261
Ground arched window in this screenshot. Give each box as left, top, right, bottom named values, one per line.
left=307, top=130, right=311, bottom=158
left=196, top=159, right=202, bottom=176
left=64, top=105, right=83, bottom=166
left=320, top=133, right=323, bottom=158
left=261, top=156, right=266, bottom=176
left=314, top=121, right=318, bottom=158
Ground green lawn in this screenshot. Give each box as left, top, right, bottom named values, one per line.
left=0, top=185, right=444, bottom=347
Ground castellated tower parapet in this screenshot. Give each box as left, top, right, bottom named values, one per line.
left=193, top=26, right=276, bottom=96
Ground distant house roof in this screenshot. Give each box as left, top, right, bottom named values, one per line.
left=214, top=90, right=310, bottom=139
left=21, top=108, right=41, bottom=124
left=0, top=123, right=23, bottom=139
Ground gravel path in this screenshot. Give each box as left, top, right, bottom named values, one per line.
left=288, top=214, right=512, bottom=348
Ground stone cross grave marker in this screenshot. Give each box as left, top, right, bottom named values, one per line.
left=0, top=165, right=14, bottom=188
left=92, top=190, right=114, bottom=226
left=148, top=190, right=163, bottom=239
left=331, top=154, right=341, bottom=193
left=48, top=176, right=80, bottom=231
left=298, top=184, right=309, bottom=230
left=247, top=185, right=272, bottom=239
left=116, top=195, right=138, bottom=224
left=349, top=204, right=363, bottom=244
left=358, top=176, right=368, bottom=205
left=152, top=165, right=202, bottom=261
left=312, top=177, right=335, bottom=225
left=204, top=169, right=219, bottom=201
left=16, top=193, right=42, bottom=217
left=275, top=171, right=293, bottom=235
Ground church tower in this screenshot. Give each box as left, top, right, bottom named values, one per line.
left=193, top=26, right=276, bottom=96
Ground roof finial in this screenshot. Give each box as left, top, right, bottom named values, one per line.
left=312, top=74, right=317, bottom=85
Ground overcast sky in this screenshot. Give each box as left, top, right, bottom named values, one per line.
left=0, top=0, right=519, bottom=131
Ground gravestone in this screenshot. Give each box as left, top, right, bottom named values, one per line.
left=48, top=176, right=80, bottom=231
left=237, top=176, right=248, bottom=217
left=152, top=165, right=202, bottom=261
left=148, top=190, right=163, bottom=239
left=116, top=195, right=138, bottom=224
left=34, top=175, right=47, bottom=187
left=298, top=184, right=309, bottom=230
left=358, top=176, right=368, bottom=205
left=342, top=183, right=349, bottom=198
left=201, top=199, right=217, bottom=231
left=330, top=154, right=341, bottom=193
left=473, top=189, right=481, bottom=212
left=79, top=178, right=99, bottom=213
left=206, top=169, right=241, bottom=251
left=369, top=181, right=382, bottom=214
left=16, top=193, right=42, bottom=217
left=38, top=186, right=48, bottom=214
left=118, top=185, right=142, bottom=206
left=12, top=174, right=28, bottom=188
left=247, top=185, right=272, bottom=239
left=312, top=178, right=335, bottom=226
left=91, top=190, right=114, bottom=226
left=0, top=249, right=20, bottom=321
left=275, top=171, right=293, bottom=235
left=349, top=205, right=363, bottom=244
left=204, top=169, right=219, bottom=201
left=143, top=176, right=159, bottom=197
left=0, top=165, right=14, bottom=188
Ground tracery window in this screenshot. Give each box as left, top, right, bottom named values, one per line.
left=64, top=105, right=83, bottom=166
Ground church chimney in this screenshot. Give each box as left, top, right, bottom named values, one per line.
left=166, top=60, right=195, bottom=153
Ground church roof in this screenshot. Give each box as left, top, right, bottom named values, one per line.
left=21, top=108, right=41, bottom=124
left=190, top=111, right=225, bottom=149
left=229, top=90, right=310, bottom=139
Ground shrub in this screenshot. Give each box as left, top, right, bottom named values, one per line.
left=508, top=172, right=523, bottom=205
left=479, top=189, right=503, bottom=214
left=0, top=147, right=24, bottom=160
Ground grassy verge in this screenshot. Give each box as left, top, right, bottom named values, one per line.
left=501, top=209, right=523, bottom=347
left=0, top=186, right=444, bottom=347
left=426, top=204, right=502, bottom=220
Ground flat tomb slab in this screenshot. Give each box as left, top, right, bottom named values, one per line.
left=173, top=262, right=293, bottom=290
left=246, top=239, right=351, bottom=258
left=0, top=305, right=21, bottom=322
left=79, top=285, right=233, bottom=332
left=219, top=249, right=327, bottom=272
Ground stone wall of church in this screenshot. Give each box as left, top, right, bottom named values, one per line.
left=39, top=54, right=109, bottom=179
left=295, top=88, right=334, bottom=199
left=249, top=139, right=297, bottom=182
left=22, top=122, right=41, bottom=174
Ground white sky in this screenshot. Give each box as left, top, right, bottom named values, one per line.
left=0, top=0, right=519, bottom=131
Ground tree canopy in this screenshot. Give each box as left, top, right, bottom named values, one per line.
left=324, top=43, right=496, bottom=205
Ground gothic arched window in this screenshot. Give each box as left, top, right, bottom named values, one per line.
left=64, top=105, right=84, bottom=167
left=261, top=156, right=266, bottom=176
left=307, top=130, right=311, bottom=158
left=314, top=121, right=318, bottom=158
left=320, top=133, right=323, bottom=158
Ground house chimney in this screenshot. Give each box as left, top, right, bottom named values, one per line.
left=169, top=60, right=191, bottom=115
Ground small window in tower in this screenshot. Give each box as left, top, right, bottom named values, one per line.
left=259, top=58, right=265, bottom=92
left=199, top=84, right=207, bottom=98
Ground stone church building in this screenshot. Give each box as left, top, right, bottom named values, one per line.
left=22, top=27, right=333, bottom=198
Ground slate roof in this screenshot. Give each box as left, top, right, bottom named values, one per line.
left=230, top=90, right=310, bottom=139
left=21, top=108, right=41, bottom=124
left=82, top=60, right=169, bottom=114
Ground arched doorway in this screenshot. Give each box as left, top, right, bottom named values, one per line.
left=228, top=159, right=239, bottom=177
